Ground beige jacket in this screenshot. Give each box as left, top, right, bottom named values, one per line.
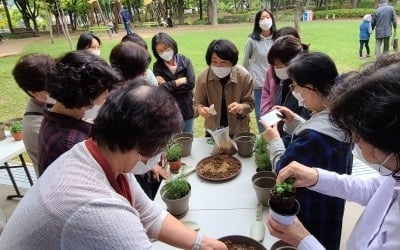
left=193, top=65, right=254, bottom=136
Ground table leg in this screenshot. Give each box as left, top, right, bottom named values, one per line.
left=3, top=162, right=23, bottom=199
left=19, top=154, right=33, bottom=186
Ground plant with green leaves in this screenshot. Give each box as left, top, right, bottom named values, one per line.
left=269, top=178, right=297, bottom=214
left=10, top=121, right=22, bottom=134
left=166, top=142, right=182, bottom=162
left=163, top=174, right=190, bottom=200
left=253, top=135, right=272, bottom=171
left=273, top=178, right=295, bottom=195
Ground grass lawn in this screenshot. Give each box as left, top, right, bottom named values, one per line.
left=0, top=20, right=376, bottom=139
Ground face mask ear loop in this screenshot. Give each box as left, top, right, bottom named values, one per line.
left=379, top=152, right=394, bottom=176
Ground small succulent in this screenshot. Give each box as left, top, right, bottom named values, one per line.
left=273, top=178, right=295, bottom=195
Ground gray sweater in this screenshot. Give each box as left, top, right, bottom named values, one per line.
left=243, top=35, right=274, bottom=89
left=372, top=3, right=397, bottom=38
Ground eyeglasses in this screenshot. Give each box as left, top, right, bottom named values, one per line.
left=289, top=83, right=315, bottom=92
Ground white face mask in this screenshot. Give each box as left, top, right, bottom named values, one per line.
left=130, top=153, right=161, bottom=175
left=47, top=96, right=56, bottom=105
left=291, top=90, right=304, bottom=107
left=211, top=66, right=232, bottom=78
left=274, top=67, right=289, bottom=80
left=259, top=18, right=273, bottom=31
left=90, top=50, right=101, bottom=56
left=354, top=144, right=394, bottom=176
left=82, top=104, right=102, bottom=124
left=159, top=49, right=174, bottom=61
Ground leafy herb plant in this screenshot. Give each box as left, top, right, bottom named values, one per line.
left=163, top=175, right=190, bottom=200
left=10, top=121, right=22, bottom=134
left=269, top=178, right=298, bottom=214
left=253, top=135, right=272, bottom=171
left=166, top=143, right=182, bottom=162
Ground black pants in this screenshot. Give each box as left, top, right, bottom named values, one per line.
left=359, top=40, right=370, bottom=57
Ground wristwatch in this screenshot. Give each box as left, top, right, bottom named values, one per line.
left=192, top=233, right=202, bottom=250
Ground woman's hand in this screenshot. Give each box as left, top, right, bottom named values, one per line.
left=227, top=102, right=243, bottom=114
left=266, top=216, right=311, bottom=247
left=260, top=120, right=280, bottom=142
left=276, top=161, right=319, bottom=187
left=151, top=165, right=169, bottom=182
left=200, top=236, right=228, bottom=250
left=157, top=76, right=166, bottom=84
left=175, top=77, right=187, bottom=86
left=198, top=107, right=211, bottom=118
left=273, top=105, right=296, bottom=123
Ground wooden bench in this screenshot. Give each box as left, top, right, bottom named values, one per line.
left=139, top=21, right=159, bottom=28
left=88, top=26, right=112, bottom=38
left=222, top=15, right=241, bottom=23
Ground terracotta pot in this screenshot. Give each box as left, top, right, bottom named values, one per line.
left=268, top=199, right=300, bottom=225
left=168, top=159, right=182, bottom=173
left=252, top=177, right=276, bottom=206
left=161, top=185, right=191, bottom=218
left=172, top=132, right=193, bottom=157
left=234, top=132, right=255, bottom=158
left=12, top=132, right=23, bottom=141
left=0, top=122, right=5, bottom=141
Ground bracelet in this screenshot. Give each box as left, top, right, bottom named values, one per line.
left=192, top=233, right=202, bottom=250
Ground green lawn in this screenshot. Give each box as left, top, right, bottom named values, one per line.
left=0, top=20, right=376, bottom=138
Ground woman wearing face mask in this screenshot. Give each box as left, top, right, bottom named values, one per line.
left=261, top=52, right=353, bottom=250
left=243, top=8, right=277, bottom=133
left=76, top=32, right=102, bottom=56
left=194, top=39, right=254, bottom=137
left=0, top=81, right=228, bottom=250
left=151, top=32, right=195, bottom=134
left=266, top=53, right=400, bottom=250
left=37, top=50, right=120, bottom=176
left=12, top=53, right=56, bottom=176
left=268, top=35, right=311, bottom=146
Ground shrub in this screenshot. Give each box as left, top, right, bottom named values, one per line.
left=254, top=135, right=272, bottom=171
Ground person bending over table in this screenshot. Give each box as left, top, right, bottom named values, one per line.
left=194, top=39, right=254, bottom=137
left=266, top=53, right=400, bottom=250
left=0, top=80, right=227, bottom=250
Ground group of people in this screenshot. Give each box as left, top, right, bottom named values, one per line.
left=0, top=5, right=400, bottom=250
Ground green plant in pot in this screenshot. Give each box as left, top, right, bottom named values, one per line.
left=268, top=178, right=300, bottom=225
left=166, top=142, right=182, bottom=173
left=253, top=135, right=272, bottom=171
left=161, top=173, right=191, bottom=218
left=10, top=121, right=23, bottom=141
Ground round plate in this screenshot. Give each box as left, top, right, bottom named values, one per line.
left=270, top=240, right=297, bottom=250
left=218, top=235, right=266, bottom=250
left=196, top=155, right=241, bottom=182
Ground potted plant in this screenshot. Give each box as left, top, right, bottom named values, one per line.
left=10, top=121, right=23, bottom=141
left=268, top=178, right=300, bottom=225
left=172, top=132, right=193, bottom=157
left=161, top=173, right=191, bottom=218
left=254, top=135, right=272, bottom=172
left=166, top=142, right=182, bottom=173
left=234, top=131, right=256, bottom=158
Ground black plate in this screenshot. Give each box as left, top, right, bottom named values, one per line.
left=219, top=235, right=266, bottom=250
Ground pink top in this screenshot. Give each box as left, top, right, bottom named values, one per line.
left=261, top=65, right=279, bottom=115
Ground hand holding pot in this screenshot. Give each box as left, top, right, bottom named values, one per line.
left=266, top=215, right=311, bottom=247
left=276, top=161, right=319, bottom=187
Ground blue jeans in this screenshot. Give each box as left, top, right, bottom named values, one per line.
left=182, top=119, right=194, bottom=134
left=254, top=88, right=264, bottom=133
left=124, top=21, right=132, bottom=34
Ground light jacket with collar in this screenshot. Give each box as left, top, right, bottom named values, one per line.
left=299, top=169, right=400, bottom=250
left=193, top=65, right=254, bottom=137
left=372, top=3, right=397, bottom=38
left=243, top=35, right=274, bottom=89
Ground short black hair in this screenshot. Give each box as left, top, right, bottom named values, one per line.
left=330, top=53, right=400, bottom=155
left=205, top=39, right=238, bottom=66
left=91, top=78, right=183, bottom=155
left=110, top=42, right=151, bottom=80
left=249, top=8, right=277, bottom=41
left=76, top=32, right=101, bottom=50
left=288, top=52, right=338, bottom=97
left=151, top=32, right=178, bottom=61
left=48, top=50, right=120, bottom=109
left=121, top=33, right=148, bottom=50
left=276, top=26, right=300, bottom=39
left=12, top=53, right=55, bottom=95
left=268, top=35, right=308, bottom=65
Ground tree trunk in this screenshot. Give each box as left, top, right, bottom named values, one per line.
left=46, top=5, right=54, bottom=44
left=199, top=0, right=203, bottom=20
left=208, top=0, right=218, bottom=26
left=112, top=0, right=121, bottom=32
left=1, top=0, right=14, bottom=33
left=294, top=0, right=301, bottom=33
left=178, top=0, right=184, bottom=25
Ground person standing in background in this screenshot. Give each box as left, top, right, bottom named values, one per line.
left=76, top=32, right=101, bottom=56
left=372, top=0, right=397, bottom=57
left=359, top=14, right=372, bottom=59
left=243, top=8, right=277, bottom=133
left=120, top=6, right=132, bottom=35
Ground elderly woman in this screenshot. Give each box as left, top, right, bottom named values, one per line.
left=194, top=39, right=254, bottom=137
left=37, top=50, right=120, bottom=175
left=262, top=52, right=353, bottom=250
left=0, top=80, right=227, bottom=249
left=266, top=54, right=400, bottom=249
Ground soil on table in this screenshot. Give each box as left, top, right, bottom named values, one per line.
left=197, top=154, right=240, bottom=179
left=222, top=240, right=256, bottom=250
